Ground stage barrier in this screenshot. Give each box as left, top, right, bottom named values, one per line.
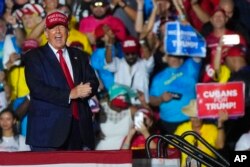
left=0, top=150, right=132, bottom=167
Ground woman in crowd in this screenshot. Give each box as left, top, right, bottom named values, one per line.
left=121, top=107, right=157, bottom=150
left=0, top=108, right=30, bottom=152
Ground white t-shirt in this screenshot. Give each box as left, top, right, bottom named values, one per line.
left=95, top=102, right=133, bottom=150
left=0, top=135, right=31, bottom=152
left=235, top=132, right=250, bottom=151
left=105, top=57, right=154, bottom=103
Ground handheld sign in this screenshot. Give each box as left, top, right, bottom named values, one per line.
left=196, top=82, right=245, bottom=118
left=164, top=21, right=206, bottom=57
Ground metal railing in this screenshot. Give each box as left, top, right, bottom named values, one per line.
left=145, top=131, right=230, bottom=167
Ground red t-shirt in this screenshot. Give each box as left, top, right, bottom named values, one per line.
left=201, top=30, right=247, bottom=82
left=183, top=0, right=219, bottom=32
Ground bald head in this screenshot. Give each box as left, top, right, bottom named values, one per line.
left=219, top=0, right=234, bottom=18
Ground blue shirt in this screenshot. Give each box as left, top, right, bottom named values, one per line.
left=91, top=47, right=114, bottom=90
left=0, top=41, right=4, bottom=70
left=150, top=58, right=201, bottom=122
left=0, top=1, right=4, bottom=16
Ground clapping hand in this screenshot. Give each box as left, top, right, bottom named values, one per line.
left=70, top=82, right=92, bottom=99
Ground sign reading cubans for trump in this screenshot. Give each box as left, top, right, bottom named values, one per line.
left=196, top=82, right=245, bottom=118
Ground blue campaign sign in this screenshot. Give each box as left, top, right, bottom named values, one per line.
left=164, top=21, right=206, bottom=57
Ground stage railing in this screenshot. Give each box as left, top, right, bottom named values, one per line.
left=146, top=131, right=230, bottom=167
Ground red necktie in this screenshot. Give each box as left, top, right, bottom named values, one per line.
left=57, top=49, right=79, bottom=119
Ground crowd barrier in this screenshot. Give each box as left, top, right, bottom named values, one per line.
left=0, top=150, right=132, bottom=167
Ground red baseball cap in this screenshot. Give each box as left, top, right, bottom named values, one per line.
left=70, top=41, right=83, bottom=49
left=211, top=7, right=226, bottom=17
left=110, top=95, right=130, bottom=109
left=122, top=36, right=140, bottom=54
left=226, top=45, right=246, bottom=58
left=45, top=11, right=68, bottom=29
left=22, top=39, right=39, bottom=52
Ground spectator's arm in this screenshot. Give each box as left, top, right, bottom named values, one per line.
left=149, top=96, right=163, bottom=107
left=215, top=110, right=228, bottom=149
left=135, top=0, right=144, bottom=33
left=103, top=25, right=116, bottom=64
left=116, top=0, right=137, bottom=22
left=105, top=45, right=113, bottom=63
left=146, top=0, right=158, bottom=33
left=190, top=1, right=210, bottom=23
left=213, top=38, right=224, bottom=80
left=140, top=41, right=153, bottom=60
left=15, top=97, right=30, bottom=120
left=3, top=0, right=14, bottom=21
left=121, top=128, right=136, bottom=149
left=139, top=124, right=157, bottom=149
left=27, top=18, right=45, bottom=40
left=150, top=92, right=172, bottom=107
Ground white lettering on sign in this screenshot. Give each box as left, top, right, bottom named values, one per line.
left=123, top=40, right=136, bottom=47
left=203, top=90, right=238, bottom=98
left=168, top=30, right=196, bottom=37
left=172, top=40, right=198, bottom=49
left=205, top=102, right=236, bottom=110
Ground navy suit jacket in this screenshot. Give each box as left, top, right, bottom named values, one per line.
left=23, top=44, right=99, bottom=149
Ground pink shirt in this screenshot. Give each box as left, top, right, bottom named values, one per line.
left=79, top=15, right=127, bottom=41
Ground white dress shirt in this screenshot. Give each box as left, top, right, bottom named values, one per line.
left=48, top=43, right=74, bottom=81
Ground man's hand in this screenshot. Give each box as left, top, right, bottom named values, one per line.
left=5, top=0, right=14, bottom=9
left=218, top=110, right=229, bottom=125
left=9, top=53, right=20, bottom=64
left=137, top=90, right=146, bottom=104
left=111, top=0, right=121, bottom=6
left=86, top=32, right=96, bottom=45
left=136, top=0, right=144, bottom=5
left=70, top=82, right=92, bottom=99
left=161, top=92, right=173, bottom=102
left=102, top=24, right=115, bottom=45
left=190, top=0, right=199, bottom=5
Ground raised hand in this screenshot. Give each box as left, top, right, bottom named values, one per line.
left=218, top=110, right=229, bottom=124
left=190, top=0, right=199, bottom=5
left=136, top=0, right=144, bottom=5
left=5, top=0, right=14, bottom=9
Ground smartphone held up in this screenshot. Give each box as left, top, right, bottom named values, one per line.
left=134, top=111, right=144, bottom=129
left=222, top=34, right=240, bottom=45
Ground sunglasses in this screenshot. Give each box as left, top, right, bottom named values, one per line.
left=93, top=2, right=106, bottom=7
left=125, top=53, right=138, bottom=56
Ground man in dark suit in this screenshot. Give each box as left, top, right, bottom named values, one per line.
left=23, top=11, right=99, bottom=151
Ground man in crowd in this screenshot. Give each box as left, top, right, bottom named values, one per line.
left=79, top=0, right=127, bottom=45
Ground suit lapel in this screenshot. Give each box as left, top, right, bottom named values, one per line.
left=42, top=44, right=69, bottom=88
left=67, top=47, right=81, bottom=85
left=43, top=44, right=62, bottom=73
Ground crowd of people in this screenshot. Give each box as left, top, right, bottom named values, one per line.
left=0, top=0, right=250, bottom=165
